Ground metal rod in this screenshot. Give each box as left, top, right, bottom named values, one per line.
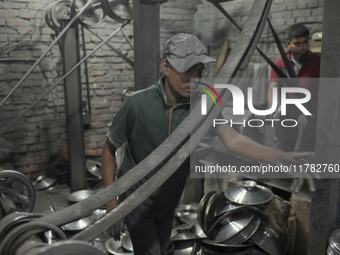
left=0, top=20, right=131, bottom=138
left=0, top=58, right=36, bottom=63
left=85, top=26, right=134, bottom=67
left=120, top=28, right=133, bottom=50
left=81, top=25, right=91, bottom=114
left=0, top=0, right=93, bottom=109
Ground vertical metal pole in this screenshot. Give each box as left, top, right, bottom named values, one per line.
left=308, top=1, right=340, bottom=254
left=61, top=19, right=87, bottom=192
left=132, top=0, right=160, bottom=90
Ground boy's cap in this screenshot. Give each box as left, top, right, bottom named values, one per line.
left=162, top=33, right=216, bottom=73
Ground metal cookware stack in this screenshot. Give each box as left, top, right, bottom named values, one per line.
left=198, top=180, right=285, bottom=255
left=327, top=229, right=340, bottom=255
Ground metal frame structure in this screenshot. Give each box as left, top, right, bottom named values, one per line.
left=132, top=0, right=160, bottom=90
left=60, top=18, right=87, bottom=192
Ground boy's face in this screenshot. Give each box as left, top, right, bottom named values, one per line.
left=166, top=62, right=205, bottom=98
left=288, top=36, right=309, bottom=56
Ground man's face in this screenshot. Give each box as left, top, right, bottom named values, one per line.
left=166, top=62, right=205, bottom=98
left=288, top=36, right=309, bottom=56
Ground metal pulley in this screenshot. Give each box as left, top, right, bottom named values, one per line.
left=0, top=219, right=67, bottom=255
left=100, top=0, right=132, bottom=23
left=0, top=170, right=36, bottom=214
left=45, top=0, right=72, bottom=31
left=0, top=212, right=42, bottom=242
left=71, top=0, right=105, bottom=27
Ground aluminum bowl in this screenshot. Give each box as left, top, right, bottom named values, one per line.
left=204, top=192, right=245, bottom=233
left=33, top=175, right=57, bottom=191
left=208, top=209, right=254, bottom=243
left=224, top=181, right=273, bottom=205
left=221, top=216, right=260, bottom=245
left=172, top=239, right=200, bottom=255
left=250, top=224, right=285, bottom=255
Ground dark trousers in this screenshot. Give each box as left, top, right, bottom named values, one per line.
left=124, top=210, right=174, bottom=255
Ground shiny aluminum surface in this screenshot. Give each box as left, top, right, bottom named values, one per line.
left=121, top=233, right=133, bottom=252
left=33, top=175, right=57, bottom=191
left=198, top=191, right=216, bottom=234
left=86, top=159, right=102, bottom=178
left=250, top=224, right=285, bottom=255
left=208, top=209, right=254, bottom=243
left=222, top=216, right=260, bottom=245
left=224, top=181, right=273, bottom=205
left=105, top=237, right=133, bottom=255
left=206, top=192, right=245, bottom=220
left=67, top=189, right=96, bottom=203
left=62, top=213, right=97, bottom=231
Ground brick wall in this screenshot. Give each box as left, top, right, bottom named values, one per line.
left=0, top=0, right=323, bottom=178
left=0, top=0, right=135, bottom=178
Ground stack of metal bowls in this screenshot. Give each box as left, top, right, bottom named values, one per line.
left=170, top=203, right=204, bottom=255
left=198, top=180, right=285, bottom=255
left=327, top=229, right=340, bottom=255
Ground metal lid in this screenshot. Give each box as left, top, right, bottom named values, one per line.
left=86, top=159, right=102, bottom=178
left=33, top=175, right=57, bottom=191
left=224, top=181, right=273, bottom=205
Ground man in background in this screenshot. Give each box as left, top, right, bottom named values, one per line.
left=268, top=23, right=321, bottom=151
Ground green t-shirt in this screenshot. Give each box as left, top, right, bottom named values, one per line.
left=107, top=76, right=190, bottom=217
